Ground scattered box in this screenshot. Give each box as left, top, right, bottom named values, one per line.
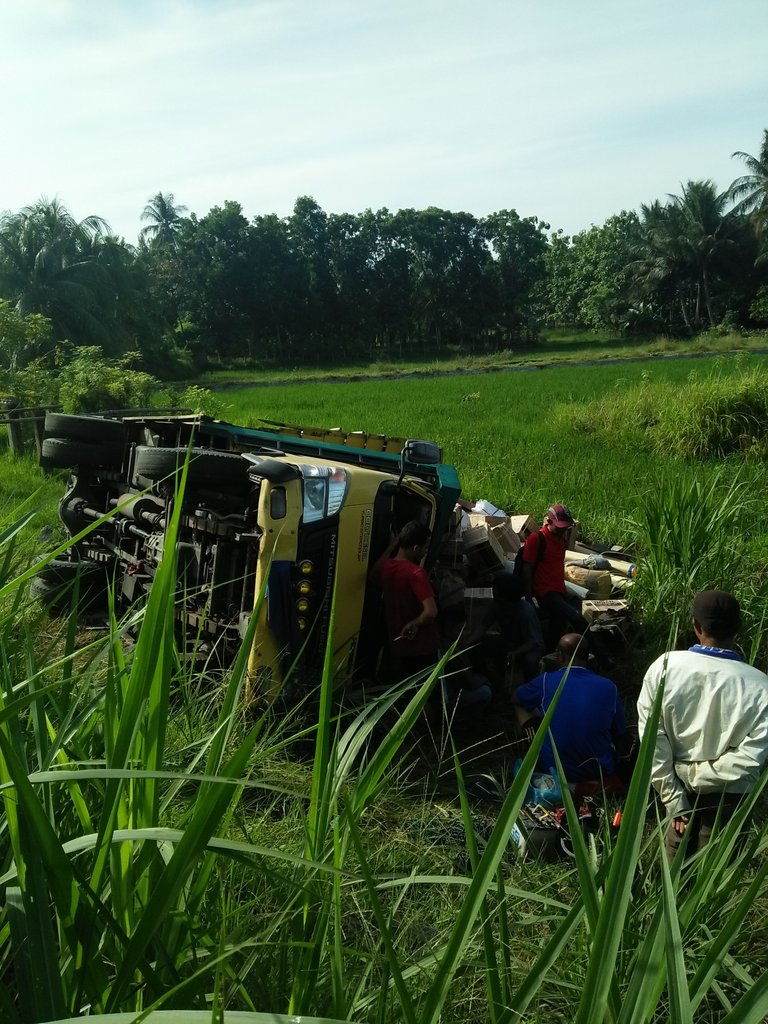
left=582, top=599, right=630, bottom=624
left=467, top=513, right=520, bottom=554
left=463, top=524, right=506, bottom=574
left=493, top=521, right=521, bottom=554
left=464, top=587, right=495, bottom=633
left=508, top=514, right=538, bottom=541
left=473, top=498, right=505, bottom=517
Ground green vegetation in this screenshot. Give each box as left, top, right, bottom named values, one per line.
left=217, top=355, right=768, bottom=664
left=1, top=452, right=768, bottom=1020
left=1, top=331, right=768, bottom=1019
left=1, top=132, right=767, bottom=376
left=193, top=329, right=767, bottom=388
left=559, top=362, right=768, bottom=460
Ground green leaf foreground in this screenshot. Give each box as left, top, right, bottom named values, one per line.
left=0, top=479, right=767, bottom=1021
left=43, top=1014, right=356, bottom=1024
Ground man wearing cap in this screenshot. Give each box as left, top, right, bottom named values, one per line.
left=522, top=503, right=590, bottom=639
left=637, top=590, right=768, bottom=860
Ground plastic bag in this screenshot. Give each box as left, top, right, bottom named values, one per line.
left=525, top=769, right=563, bottom=808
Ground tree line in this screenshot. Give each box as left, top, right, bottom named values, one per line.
left=0, top=131, right=766, bottom=378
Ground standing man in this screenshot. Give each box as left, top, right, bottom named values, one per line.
left=523, top=503, right=589, bottom=638
left=513, top=633, right=629, bottom=784
left=637, top=590, right=768, bottom=860
left=369, top=520, right=441, bottom=682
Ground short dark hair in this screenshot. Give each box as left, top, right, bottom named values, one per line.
left=557, top=632, right=588, bottom=665
left=398, top=520, right=431, bottom=549
left=692, top=590, right=741, bottom=639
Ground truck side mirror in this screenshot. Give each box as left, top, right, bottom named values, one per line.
left=402, top=439, right=442, bottom=466
left=244, top=457, right=300, bottom=483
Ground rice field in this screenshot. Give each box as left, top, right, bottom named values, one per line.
left=218, top=353, right=768, bottom=547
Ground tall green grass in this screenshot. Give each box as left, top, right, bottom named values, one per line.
left=558, top=362, right=768, bottom=460
left=218, top=355, right=767, bottom=541
left=1, top=359, right=768, bottom=1020
left=218, top=357, right=768, bottom=665
left=628, top=468, right=759, bottom=634
left=0, top=490, right=766, bottom=1022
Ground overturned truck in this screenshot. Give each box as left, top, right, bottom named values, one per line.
left=38, top=412, right=461, bottom=694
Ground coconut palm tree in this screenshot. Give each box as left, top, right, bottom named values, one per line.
left=728, top=129, right=768, bottom=237
left=630, top=182, right=740, bottom=329
left=140, top=192, right=188, bottom=248
left=0, top=197, right=113, bottom=344
left=671, top=179, right=741, bottom=326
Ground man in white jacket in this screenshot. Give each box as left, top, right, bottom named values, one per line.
left=638, top=590, right=768, bottom=860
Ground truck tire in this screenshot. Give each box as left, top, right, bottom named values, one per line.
left=34, top=555, right=106, bottom=586
left=41, top=437, right=124, bottom=469
left=31, top=561, right=108, bottom=616
left=44, top=413, right=126, bottom=443
left=30, top=576, right=71, bottom=615
left=133, top=446, right=249, bottom=485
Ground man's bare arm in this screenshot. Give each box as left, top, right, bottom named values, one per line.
left=400, top=596, right=438, bottom=640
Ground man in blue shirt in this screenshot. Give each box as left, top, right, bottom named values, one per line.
left=514, top=633, right=629, bottom=783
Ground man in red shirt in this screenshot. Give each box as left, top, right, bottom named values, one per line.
left=523, top=503, right=589, bottom=641
left=370, top=520, right=441, bottom=682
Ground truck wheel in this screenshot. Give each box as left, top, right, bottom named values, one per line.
left=32, top=557, right=110, bottom=610
left=133, top=446, right=249, bottom=484
left=34, top=555, right=106, bottom=586
left=30, top=568, right=108, bottom=616
left=41, top=437, right=124, bottom=469
left=44, top=413, right=126, bottom=443
left=30, top=576, right=71, bottom=615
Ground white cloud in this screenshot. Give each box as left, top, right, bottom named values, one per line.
left=2, top=0, right=766, bottom=238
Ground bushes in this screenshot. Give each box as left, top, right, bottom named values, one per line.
left=558, top=363, right=768, bottom=459
left=0, top=346, right=160, bottom=414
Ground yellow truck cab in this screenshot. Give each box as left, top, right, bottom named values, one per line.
left=38, top=412, right=461, bottom=696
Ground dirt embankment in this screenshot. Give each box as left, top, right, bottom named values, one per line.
left=206, top=348, right=768, bottom=392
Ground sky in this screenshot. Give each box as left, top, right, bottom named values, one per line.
left=2, top=0, right=766, bottom=244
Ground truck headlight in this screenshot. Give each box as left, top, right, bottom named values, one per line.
left=300, top=466, right=349, bottom=522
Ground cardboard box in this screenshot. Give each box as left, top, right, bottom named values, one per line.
left=464, top=587, right=495, bottom=633
left=462, top=525, right=506, bottom=574
left=472, top=498, right=505, bottom=517
left=467, top=513, right=521, bottom=554
left=582, top=599, right=630, bottom=624
left=508, top=514, right=538, bottom=541
left=492, top=521, right=521, bottom=554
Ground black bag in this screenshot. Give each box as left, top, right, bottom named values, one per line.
left=496, top=529, right=547, bottom=602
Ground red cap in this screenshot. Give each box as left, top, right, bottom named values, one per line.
left=547, top=503, right=574, bottom=528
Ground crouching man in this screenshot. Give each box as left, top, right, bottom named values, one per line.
left=637, top=590, right=768, bottom=861
left=513, top=633, right=629, bottom=786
